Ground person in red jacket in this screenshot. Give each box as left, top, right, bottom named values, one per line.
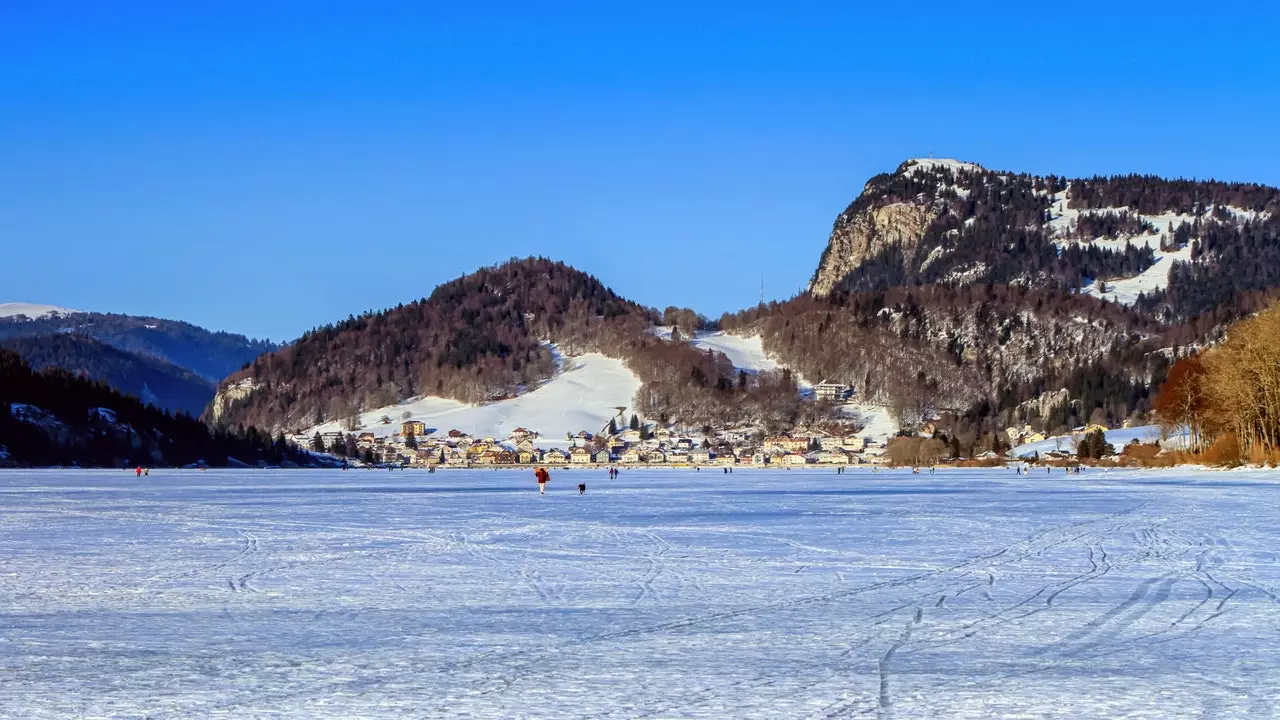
left=536, top=467, right=549, bottom=495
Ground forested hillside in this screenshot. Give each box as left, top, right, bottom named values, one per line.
left=0, top=334, right=216, bottom=415
left=214, top=258, right=652, bottom=430
left=0, top=350, right=307, bottom=468
left=0, top=311, right=276, bottom=382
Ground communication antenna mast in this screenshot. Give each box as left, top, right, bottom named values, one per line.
left=760, top=274, right=765, bottom=306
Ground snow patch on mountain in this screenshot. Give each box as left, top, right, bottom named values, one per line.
left=903, top=158, right=983, bottom=175
left=0, top=303, right=79, bottom=320
left=1044, top=184, right=1266, bottom=306
left=688, top=331, right=783, bottom=375
left=1084, top=245, right=1194, bottom=305
left=308, top=351, right=641, bottom=446
left=653, top=328, right=815, bottom=390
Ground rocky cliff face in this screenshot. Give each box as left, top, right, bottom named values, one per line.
left=809, top=201, right=938, bottom=297
left=209, top=378, right=260, bottom=424
left=808, top=158, right=983, bottom=297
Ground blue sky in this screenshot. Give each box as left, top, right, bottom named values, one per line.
left=2, top=1, right=1278, bottom=341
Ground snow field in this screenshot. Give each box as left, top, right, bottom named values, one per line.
left=2, top=467, right=1278, bottom=718
left=0, top=302, right=78, bottom=319
left=309, top=351, right=641, bottom=445
left=1012, top=425, right=1168, bottom=458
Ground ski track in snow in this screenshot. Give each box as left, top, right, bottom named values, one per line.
left=0, top=467, right=1278, bottom=719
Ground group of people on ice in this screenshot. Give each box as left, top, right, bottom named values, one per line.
left=534, top=466, right=588, bottom=495
left=536, top=465, right=634, bottom=495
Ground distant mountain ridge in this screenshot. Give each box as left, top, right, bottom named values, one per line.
left=0, top=306, right=277, bottom=417
left=0, top=349, right=309, bottom=468
left=0, top=309, right=277, bottom=381
left=0, top=334, right=216, bottom=416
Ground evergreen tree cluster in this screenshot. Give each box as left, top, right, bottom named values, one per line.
left=0, top=333, right=216, bottom=415
left=0, top=350, right=308, bottom=468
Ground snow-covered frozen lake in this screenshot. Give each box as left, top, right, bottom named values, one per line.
left=2, top=467, right=1278, bottom=719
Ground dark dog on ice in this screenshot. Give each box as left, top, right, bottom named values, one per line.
left=578, top=483, right=586, bottom=495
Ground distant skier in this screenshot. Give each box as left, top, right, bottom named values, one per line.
left=578, top=482, right=586, bottom=495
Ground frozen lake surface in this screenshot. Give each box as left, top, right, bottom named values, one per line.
left=2, top=467, right=1278, bottom=719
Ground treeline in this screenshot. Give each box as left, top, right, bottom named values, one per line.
left=1137, top=216, right=1280, bottom=322
left=1071, top=210, right=1153, bottom=239
left=1069, top=174, right=1280, bottom=214
left=1154, top=300, right=1280, bottom=462
left=0, top=350, right=307, bottom=467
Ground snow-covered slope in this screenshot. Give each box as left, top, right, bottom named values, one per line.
left=688, top=331, right=783, bottom=374
left=1046, top=186, right=1264, bottom=306
left=902, top=157, right=982, bottom=175
left=1011, top=425, right=1168, bottom=458
left=0, top=303, right=78, bottom=320
left=309, top=351, right=641, bottom=445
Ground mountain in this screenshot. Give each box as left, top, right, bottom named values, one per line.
left=808, top=158, right=1280, bottom=325
left=0, top=349, right=311, bottom=468
left=723, top=158, right=1280, bottom=437
left=0, top=308, right=277, bottom=382
left=210, top=258, right=653, bottom=431
left=0, top=306, right=277, bottom=416
left=0, top=334, right=216, bottom=416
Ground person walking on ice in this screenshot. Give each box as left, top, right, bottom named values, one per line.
left=535, top=466, right=550, bottom=495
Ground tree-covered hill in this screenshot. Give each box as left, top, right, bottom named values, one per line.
left=0, top=349, right=308, bottom=468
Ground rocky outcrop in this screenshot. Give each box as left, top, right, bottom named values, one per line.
left=809, top=201, right=938, bottom=297
left=209, top=378, right=260, bottom=424
left=1016, top=388, right=1071, bottom=423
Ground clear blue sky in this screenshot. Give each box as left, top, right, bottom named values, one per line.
left=3, top=1, right=1278, bottom=341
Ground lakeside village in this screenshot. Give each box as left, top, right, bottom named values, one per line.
left=297, top=422, right=882, bottom=469
left=288, top=380, right=1115, bottom=469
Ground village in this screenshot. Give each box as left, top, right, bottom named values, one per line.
left=291, top=399, right=896, bottom=469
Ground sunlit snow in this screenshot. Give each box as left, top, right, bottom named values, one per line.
left=1044, top=187, right=1266, bottom=307
left=0, top=302, right=78, bottom=319
left=309, top=352, right=640, bottom=444
left=3, top=467, right=1277, bottom=718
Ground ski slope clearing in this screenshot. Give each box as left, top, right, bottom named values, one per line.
left=687, top=331, right=783, bottom=374
left=3, top=467, right=1278, bottom=718
left=0, top=302, right=78, bottom=319
left=309, top=352, right=639, bottom=444
left=652, top=328, right=812, bottom=387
